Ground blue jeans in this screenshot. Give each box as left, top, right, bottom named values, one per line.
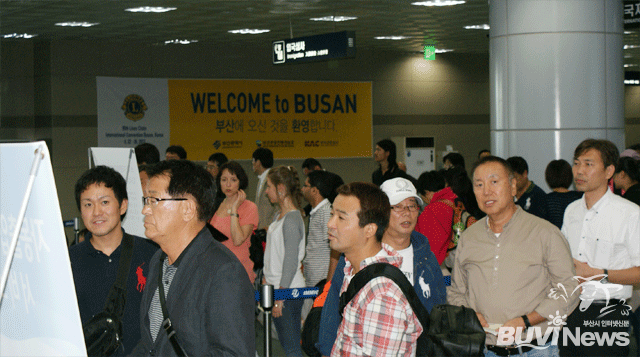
left=273, top=298, right=304, bottom=357
left=485, top=343, right=559, bottom=357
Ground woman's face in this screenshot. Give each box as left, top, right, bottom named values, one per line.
left=264, top=178, right=278, bottom=204
left=220, top=169, right=240, bottom=197
left=374, top=145, right=388, bottom=163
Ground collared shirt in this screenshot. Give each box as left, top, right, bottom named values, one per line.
left=562, top=189, right=640, bottom=300
left=331, top=243, right=422, bottom=357
left=255, top=168, right=270, bottom=205
left=303, top=198, right=331, bottom=287
left=448, top=207, right=578, bottom=344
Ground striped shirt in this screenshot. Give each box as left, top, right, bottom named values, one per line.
left=332, top=243, right=422, bottom=357
left=149, top=257, right=178, bottom=342
left=303, top=199, right=332, bottom=287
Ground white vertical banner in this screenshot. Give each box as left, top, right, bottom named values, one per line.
left=97, top=77, right=170, bottom=151
left=89, top=147, right=145, bottom=239
left=0, top=142, right=86, bottom=356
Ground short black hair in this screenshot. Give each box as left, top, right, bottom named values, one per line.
left=208, top=152, right=228, bottom=165
left=574, top=139, right=619, bottom=171
left=135, top=143, right=160, bottom=165
left=302, top=158, right=322, bottom=170
left=75, top=166, right=128, bottom=217
left=506, top=156, right=528, bottom=175
left=416, top=170, right=445, bottom=195
left=616, top=157, right=640, bottom=182
left=166, top=145, right=187, bottom=159
left=138, top=163, right=154, bottom=175
left=217, top=161, right=249, bottom=190
left=472, top=156, right=515, bottom=180
left=545, top=160, right=573, bottom=189
left=307, top=170, right=334, bottom=200
left=629, top=144, right=640, bottom=152
left=252, top=147, right=274, bottom=168
left=336, top=182, right=390, bottom=242
left=443, top=152, right=465, bottom=169
left=147, top=160, right=215, bottom=222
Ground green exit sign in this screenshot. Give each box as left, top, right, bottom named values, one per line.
left=424, top=46, right=435, bottom=60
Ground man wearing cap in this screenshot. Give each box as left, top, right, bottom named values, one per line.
left=316, top=178, right=446, bottom=356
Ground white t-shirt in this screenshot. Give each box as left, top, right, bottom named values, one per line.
left=397, top=244, right=414, bottom=285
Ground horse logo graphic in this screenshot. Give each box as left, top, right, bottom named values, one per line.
left=136, top=263, right=147, bottom=292
left=419, top=273, right=431, bottom=299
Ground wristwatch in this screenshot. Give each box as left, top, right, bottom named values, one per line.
left=601, top=269, right=609, bottom=284
left=521, top=315, right=531, bottom=329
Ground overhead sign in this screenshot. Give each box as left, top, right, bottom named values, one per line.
left=168, top=79, right=372, bottom=160
left=0, top=142, right=86, bottom=356
left=272, top=31, right=356, bottom=65
left=625, top=1, right=640, bottom=28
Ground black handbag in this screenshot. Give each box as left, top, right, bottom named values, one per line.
left=82, top=234, right=134, bottom=356
left=300, top=279, right=327, bottom=357
left=339, top=263, right=485, bottom=356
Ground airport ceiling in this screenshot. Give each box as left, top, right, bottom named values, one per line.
left=0, top=0, right=638, bottom=69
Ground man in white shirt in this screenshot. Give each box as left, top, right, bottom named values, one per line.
left=252, top=147, right=277, bottom=230
left=560, top=139, right=640, bottom=357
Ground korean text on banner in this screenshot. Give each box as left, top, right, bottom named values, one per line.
left=168, top=79, right=372, bottom=160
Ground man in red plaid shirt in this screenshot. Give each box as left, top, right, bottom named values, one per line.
left=328, top=182, right=422, bottom=356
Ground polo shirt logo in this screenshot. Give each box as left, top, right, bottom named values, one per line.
left=136, top=263, right=147, bottom=292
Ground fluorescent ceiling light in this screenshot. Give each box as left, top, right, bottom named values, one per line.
left=55, top=22, right=98, bottom=27
left=228, top=29, right=270, bottom=34
left=125, top=7, right=176, bottom=13
left=412, top=1, right=466, bottom=6
left=624, top=31, right=633, bottom=35
left=375, top=36, right=411, bottom=40
left=3, top=33, right=37, bottom=39
left=624, top=45, right=639, bottom=49
left=165, top=39, right=198, bottom=45
left=625, top=54, right=633, bottom=58
left=624, top=64, right=638, bottom=68
left=310, top=16, right=357, bottom=22
left=465, top=24, right=490, bottom=30
left=435, top=49, right=453, bottom=53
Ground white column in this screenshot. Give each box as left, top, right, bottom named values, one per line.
left=490, top=0, right=624, bottom=190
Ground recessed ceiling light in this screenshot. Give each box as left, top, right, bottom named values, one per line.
left=412, top=1, right=466, bottom=6
left=465, top=24, right=490, bottom=30
left=125, top=7, right=177, bottom=13
left=624, top=45, right=639, bottom=49
left=624, top=31, right=633, bottom=35
left=375, top=36, right=411, bottom=40
left=165, top=39, right=198, bottom=45
left=3, top=33, right=37, bottom=39
left=228, top=29, right=270, bottom=34
left=624, top=64, right=638, bottom=68
left=55, top=22, right=99, bottom=27
left=435, top=49, right=454, bottom=53
left=309, top=16, right=357, bottom=22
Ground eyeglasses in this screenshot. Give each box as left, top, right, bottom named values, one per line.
left=391, top=204, right=419, bottom=213
left=142, top=196, right=188, bottom=206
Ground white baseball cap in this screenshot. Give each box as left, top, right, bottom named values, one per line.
left=380, top=177, right=424, bottom=206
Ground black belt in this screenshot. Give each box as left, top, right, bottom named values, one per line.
left=486, top=344, right=535, bottom=356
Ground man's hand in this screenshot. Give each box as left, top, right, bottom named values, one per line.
left=574, top=259, right=604, bottom=280
left=476, top=312, right=489, bottom=327
left=502, top=316, right=526, bottom=329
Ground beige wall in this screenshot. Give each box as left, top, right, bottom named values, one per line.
left=1, top=39, right=637, bottom=233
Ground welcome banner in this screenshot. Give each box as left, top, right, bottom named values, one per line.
left=98, top=78, right=372, bottom=160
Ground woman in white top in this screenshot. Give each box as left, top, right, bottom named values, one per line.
left=263, top=165, right=306, bottom=357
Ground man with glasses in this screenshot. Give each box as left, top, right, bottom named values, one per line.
left=316, top=178, right=446, bottom=356
left=132, top=160, right=254, bottom=356
left=70, top=166, right=158, bottom=356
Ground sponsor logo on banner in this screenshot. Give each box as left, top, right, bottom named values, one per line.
left=121, top=94, right=148, bottom=121
left=292, top=289, right=299, bottom=298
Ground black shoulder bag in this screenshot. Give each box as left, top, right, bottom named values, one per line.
left=82, top=234, right=134, bottom=356
left=339, top=263, right=485, bottom=357
left=158, top=253, right=189, bottom=357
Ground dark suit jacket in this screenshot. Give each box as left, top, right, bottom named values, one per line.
left=131, top=226, right=255, bottom=356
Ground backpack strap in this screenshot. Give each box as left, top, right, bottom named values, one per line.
left=339, top=263, right=429, bottom=330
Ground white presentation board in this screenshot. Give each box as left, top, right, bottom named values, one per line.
left=0, top=141, right=86, bottom=356
left=89, top=147, right=145, bottom=238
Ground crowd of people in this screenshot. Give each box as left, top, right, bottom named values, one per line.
left=67, top=138, right=640, bottom=356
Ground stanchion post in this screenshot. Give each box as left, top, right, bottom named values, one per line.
left=73, top=217, right=79, bottom=245
left=260, top=284, right=274, bottom=357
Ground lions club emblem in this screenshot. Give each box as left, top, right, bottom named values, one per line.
left=121, top=94, right=148, bottom=122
